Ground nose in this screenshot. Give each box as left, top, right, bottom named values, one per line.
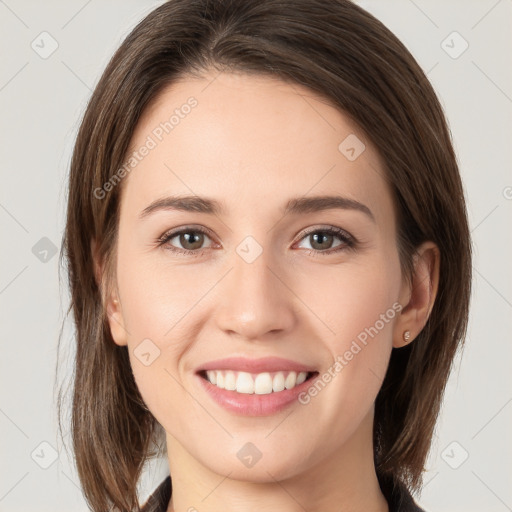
left=213, top=244, right=296, bottom=341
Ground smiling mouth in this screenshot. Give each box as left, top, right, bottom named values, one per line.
left=197, top=369, right=319, bottom=395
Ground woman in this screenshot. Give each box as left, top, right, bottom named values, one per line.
left=59, top=1, right=472, bottom=511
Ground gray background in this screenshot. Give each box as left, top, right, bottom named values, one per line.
left=1, top=0, right=511, bottom=510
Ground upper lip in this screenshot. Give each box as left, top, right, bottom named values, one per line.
left=196, top=357, right=317, bottom=374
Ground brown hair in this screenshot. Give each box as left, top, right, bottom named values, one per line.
left=58, top=0, right=472, bottom=510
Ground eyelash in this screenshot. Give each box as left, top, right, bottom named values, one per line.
left=156, top=225, right=356, bottom=258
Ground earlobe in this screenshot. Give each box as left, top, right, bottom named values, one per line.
left=393, top=241, right=440, bottom=348
left=106, top=294, right=129, bottom=347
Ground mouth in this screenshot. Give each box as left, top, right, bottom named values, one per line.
left=197, top=369, right=319, bottom=395
left=194, top=356, right=320, bottom=415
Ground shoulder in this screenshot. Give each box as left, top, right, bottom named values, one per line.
left=140, top=475, right=172, bottom=512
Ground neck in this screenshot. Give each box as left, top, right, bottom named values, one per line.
left=165, top=408, right=388, bottom=512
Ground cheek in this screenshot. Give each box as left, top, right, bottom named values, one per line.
left=114, top=245, right=202, bottom=422
left=116, top=243, right=208, bottom=340
left=295, top=258, right=400, bottom=415
left=295, top=254, right=401, bottom=347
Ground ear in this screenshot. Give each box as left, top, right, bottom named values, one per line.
left=393, top=241, right=440, bottom=348
left=91, top=238, right=128, bottom=347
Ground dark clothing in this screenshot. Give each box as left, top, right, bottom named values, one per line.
left=140, top=475, right=172, bottom=512
left=141, top=472, right=425, bottom=512
left=377, top=473, right=426, bottom=512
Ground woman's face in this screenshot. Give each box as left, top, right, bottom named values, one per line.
left=106, top=70, right=410, bottom=481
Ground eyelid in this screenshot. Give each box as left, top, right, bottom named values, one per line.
left=294, top=225, right=354, bottom=243
left=157, top=224, right=215, bottom=242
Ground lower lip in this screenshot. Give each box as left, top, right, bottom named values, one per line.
left=195, top=372, right=318, bottom=416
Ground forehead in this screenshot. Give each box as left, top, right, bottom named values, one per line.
left=120, top=70, right=394, bottom=224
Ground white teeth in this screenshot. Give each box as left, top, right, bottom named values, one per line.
left=284, top=371, right=297, bottom=389
left=295, top=371, right=307, bottom=385
left=272, top=372, right=285, bottom=392
left=224, top=371, right=236, bottom=391
left=236, top=372, right=254, bottom=394
left=204, top=370, right=309, bottom=394
left=254, top=373, right=273, bottom=394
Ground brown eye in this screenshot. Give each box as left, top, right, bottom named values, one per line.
left=176, top=231, right=206, bottom=250
left=296, top=227, right=355, bottom=255
left=309, top=231, right=336, bottom=250
left=157, top=227, right=215, bottom=255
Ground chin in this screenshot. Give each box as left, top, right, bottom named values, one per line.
left=199, top=441, right=312, bottom=482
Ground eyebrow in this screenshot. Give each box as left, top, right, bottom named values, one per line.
left=139, top=194, right=375, bottom=222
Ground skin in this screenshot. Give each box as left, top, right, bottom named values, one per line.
left=99, top=70, right=439, bottom=512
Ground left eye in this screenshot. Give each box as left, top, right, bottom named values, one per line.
left=295, top=227, right=355, bottom=254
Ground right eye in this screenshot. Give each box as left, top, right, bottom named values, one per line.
left=157, top=226, right=217, bottom=256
